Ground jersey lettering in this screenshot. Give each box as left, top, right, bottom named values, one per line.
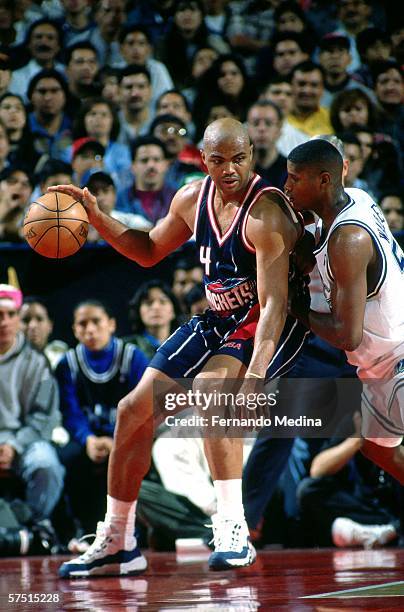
left=392, top=239, right=404, bottom=272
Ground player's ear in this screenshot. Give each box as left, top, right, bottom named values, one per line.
left=200, top=149, right=206, bottom=165
left=109, top=317, right=116, bottom=334
left=320, top=171, right=331, bottom=185
left=72, top=321, right=80, bottom=341
left=250, top=144, right=253, bottom=159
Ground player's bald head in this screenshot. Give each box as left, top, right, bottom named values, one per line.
left=203, top=118, right=250, bottom=151
left=288, top=139, right=343, bottom=182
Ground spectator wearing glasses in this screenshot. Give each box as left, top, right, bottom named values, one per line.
left=150, top=114, right=203, bottom=190
left=155, top=89, right=196, bottom=142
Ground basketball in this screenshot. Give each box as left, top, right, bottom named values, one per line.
left=23, top=191, right=89, bottom=259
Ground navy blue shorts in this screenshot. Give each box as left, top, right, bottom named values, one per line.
left=149, top=307, right=309, bottom=380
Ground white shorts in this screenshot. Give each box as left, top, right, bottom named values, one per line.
left=358, top=346, right=404, bottom=448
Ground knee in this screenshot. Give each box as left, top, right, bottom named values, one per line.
left=21, top=441, right=65, bottom=480
left=116, top=395, right=140, bottom=425
left=116, top=394, right=153, bottom=437
left=193, top=370, right=217, bottom=386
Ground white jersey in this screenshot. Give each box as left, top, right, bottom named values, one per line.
left=314, top=188, right=404, bottom=370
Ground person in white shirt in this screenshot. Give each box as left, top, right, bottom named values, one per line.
left=9, top=19, right=65, bottom=101
left=287, top=138, right=404, bottom=484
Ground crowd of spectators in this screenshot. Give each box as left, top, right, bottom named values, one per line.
left=0, top=0, right=403, bottom=555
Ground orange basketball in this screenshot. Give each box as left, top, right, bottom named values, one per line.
left=23, top=192, right=89, bottom=259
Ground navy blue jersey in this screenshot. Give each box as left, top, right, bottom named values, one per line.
left=150, top=174, right=307, bottom=380
left=194, top=173, right=301, bottom=322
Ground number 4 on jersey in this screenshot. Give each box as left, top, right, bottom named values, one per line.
left=200, top=246, right=211, bottom=275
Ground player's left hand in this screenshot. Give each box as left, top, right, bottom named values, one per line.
left=232, top=376, right=268, bottom=431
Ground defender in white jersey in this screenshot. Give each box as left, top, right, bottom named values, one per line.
left=286, top=138, right=404, bottom=486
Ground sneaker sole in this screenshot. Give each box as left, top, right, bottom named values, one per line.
left=209, top=544, right=257, bottom=571
left=59, top=556, right=148, bottom=579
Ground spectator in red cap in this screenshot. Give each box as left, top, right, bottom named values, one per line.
left=71, top=137, right=105, bottom=187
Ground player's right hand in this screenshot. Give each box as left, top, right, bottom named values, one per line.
left=47, top=184, right=100, bottom=223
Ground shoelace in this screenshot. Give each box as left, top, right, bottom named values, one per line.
left=77, top=522, right=112, bottom=560
left=207, top=519, right=244, bottom=552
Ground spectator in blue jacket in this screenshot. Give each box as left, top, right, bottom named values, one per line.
left=56, top=299, right=148, bottom=535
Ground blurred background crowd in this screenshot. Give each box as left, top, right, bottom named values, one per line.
left=0, top=0, right=403, bottom=557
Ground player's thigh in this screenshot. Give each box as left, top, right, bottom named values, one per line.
left=192, top=354, right=247, bottom=409
left=197, top=353, right=247, bottom=380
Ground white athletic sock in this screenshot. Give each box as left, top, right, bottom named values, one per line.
left=105, top=495, right=137, bottom=549
left=213, top=479, right=245, bottom=521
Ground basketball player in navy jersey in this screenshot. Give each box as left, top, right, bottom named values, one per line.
left=286, top=139, right=404, bottom=486
left=51, top=118, right=306, bottom=577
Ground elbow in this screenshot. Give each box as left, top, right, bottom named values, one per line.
left=335, top=327, right=362, bottom=352
left=309, top=463, right=324, bottom=479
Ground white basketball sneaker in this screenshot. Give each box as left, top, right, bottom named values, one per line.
left=208, top=514, right=256, bottom=570
left=58, top=522, right=147, bottom=578
left=332, top=517, right=397, bottom=550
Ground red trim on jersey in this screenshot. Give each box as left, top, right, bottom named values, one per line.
left=193, top=175, right=210, bottom=237
left=227, top=303, right=260, bottom=340
left=207, top=174, right=260, bottom=247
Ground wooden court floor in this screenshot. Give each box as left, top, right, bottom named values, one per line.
left=1, top=547, right=404, bottom=611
